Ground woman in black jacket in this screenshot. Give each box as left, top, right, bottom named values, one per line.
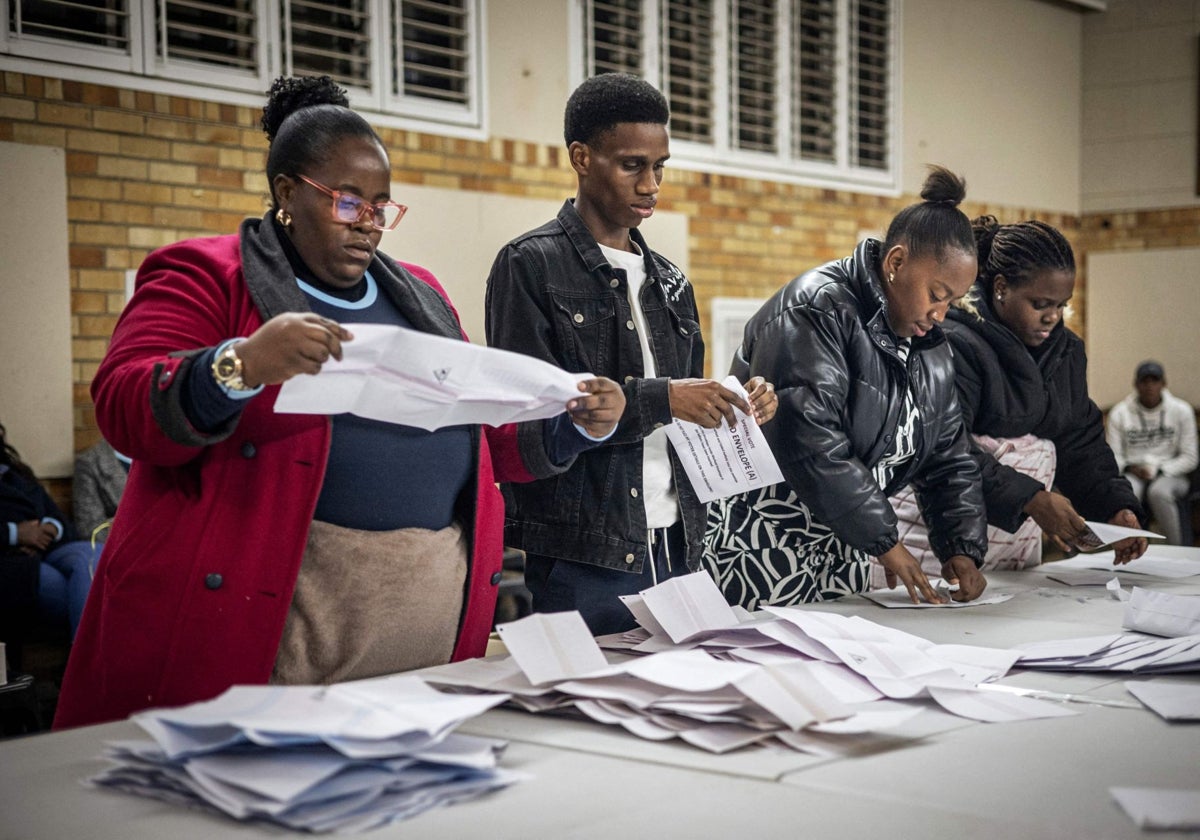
left=939, top=217, right=1146, bottom=563
left=704, top=167, right=988, bottom=609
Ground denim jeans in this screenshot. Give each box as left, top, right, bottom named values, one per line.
left=37, top=540, right=99, bottom=640
left=524, top=521, right=689, bottom=636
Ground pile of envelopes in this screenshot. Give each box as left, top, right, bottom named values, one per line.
left=89, top=675, right=524, bottom=833
left=1016, top=631, right=1200, bottom=674
left=420, top=572, right=1082, bottom=755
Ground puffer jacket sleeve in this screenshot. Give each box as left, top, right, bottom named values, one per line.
left=909, top=355, right=987, bottom=565
left=747, top=304, right=899, bottom=557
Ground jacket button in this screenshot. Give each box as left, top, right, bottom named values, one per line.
left=624, top=375, right=634, bottom=384
left=573, top=312, right=584, bottom=324
left=241, top=442, right=256, bottom=458
left=884, top=434, right=893, bottom=443
left=678, top=327, right=687, bottom=336
left=630, top=488, right=639, bottom=498
left=624, top=553, right=635, bottom=564
left=204, top=573, right=223, bottom=590
left=158, top=370, right=172, bottom=385
left=653, top=422, right=664, bottom=429
left=609, top=278, right=620, bottom=288
left=490, top=571, right=502, bottom=585
left=625, top=320, right=635, bottom=330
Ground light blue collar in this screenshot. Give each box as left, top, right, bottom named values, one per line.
left=295, top=271, right=379, bottom=310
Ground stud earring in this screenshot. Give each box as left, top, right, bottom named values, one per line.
left=275, top=208, right=293, bottom=229
left=996, top=292, right=1004, bottom=302
left=887, top=272, right=895, bottom=285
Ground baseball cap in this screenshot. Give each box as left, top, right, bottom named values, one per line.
left=1135, top=360, right=1164, bottom=381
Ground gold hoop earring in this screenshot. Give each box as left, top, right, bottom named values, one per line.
left=275, top=208, right=293, bottom=229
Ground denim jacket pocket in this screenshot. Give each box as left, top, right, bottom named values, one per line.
left=550, top=292, right=616, bottom=372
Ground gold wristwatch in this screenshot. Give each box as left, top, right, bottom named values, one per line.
left=211, top=342, right=252, bottom=391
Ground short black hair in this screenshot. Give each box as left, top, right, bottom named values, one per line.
left=882, top=165, right=975, bottom=264
left=261, top=75, right=385, bottom=208
left=564, top=73, right=670, bottom=147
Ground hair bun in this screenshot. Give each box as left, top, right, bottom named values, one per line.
left=261, top=75, right=350, bottom=143
left=919, top=164, right=966, bottom=207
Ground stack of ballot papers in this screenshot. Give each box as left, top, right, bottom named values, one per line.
left=420, top=572, right=1079, bottom=756
left=1015, top=632, right=1200, bottom=674
left=88, top=675, right=524, bottom=833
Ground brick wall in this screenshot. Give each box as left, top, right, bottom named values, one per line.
left=2, top=74, right=1193, bottom=454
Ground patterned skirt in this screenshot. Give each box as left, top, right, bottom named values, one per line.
left=702, top=483, right=871, bottom=610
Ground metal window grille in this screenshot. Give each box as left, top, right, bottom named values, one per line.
left=394, top=0, right=469, bottom=103
left=849, top=0, right=888, bottom=169
left=156, top=0, right=256, bottom=71
left=11, top=0, right=129, bottom=50
left=791, top=0, right=835, bottom=162
left=729, top=0, right=776, bottom=153
left=662, top=0, right=713, bottom=143
left=587, top=0, right=641, bottom=76
left=283, top=0, right=370, bottom=88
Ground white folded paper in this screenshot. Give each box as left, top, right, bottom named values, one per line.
left=1111, top=787, right=1200, bottom=830
left=663, top=376, right=784, bottom=503
left=1123, top=587, right=1200, bottom=638
left=1076, top=520, right=1164, bottom=551
left=273, top=323, right=591, bottom=430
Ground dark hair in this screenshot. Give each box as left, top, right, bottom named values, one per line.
left=971, top=215, right=1075, bottom=298
left=882, top=165, right=974, bottom=263
left=0, top=422, right=35, bottom=481
left=564, top=73, right=670, bottom=147
left=261, top=75, right=385, bottom=207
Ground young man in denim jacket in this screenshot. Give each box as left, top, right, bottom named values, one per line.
left=485, top=74, right=776, bottom=634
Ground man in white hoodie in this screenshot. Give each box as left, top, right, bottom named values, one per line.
left=1106, top=361, right=1198, bottom=545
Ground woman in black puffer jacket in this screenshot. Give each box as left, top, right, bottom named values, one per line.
left=938, top=217, right=1146, bottom=564
left=703, top=167, right=988, bottom=609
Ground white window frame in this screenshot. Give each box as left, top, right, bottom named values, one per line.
left=571, top=0, right=901, bottom=194
left=0, top=0, right=485, bottom=138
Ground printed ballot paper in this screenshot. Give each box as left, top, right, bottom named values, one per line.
left=664, top=376, right=784, bottom=503
left=273, top=323, right=591, bottom=430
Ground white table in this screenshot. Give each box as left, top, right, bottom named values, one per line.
left=2, top=568, right=1198, bottom=839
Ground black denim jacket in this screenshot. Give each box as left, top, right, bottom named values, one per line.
left=485, top=200, right=706, bottom=573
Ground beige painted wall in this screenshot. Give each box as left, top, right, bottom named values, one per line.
left=1086, top=247, right=1200, bottom=409
left=379, top=184, right=690, bottom=345
left=901, top=0, right=1082, bottom=211
left=0, top=142, right=74, bottom=477
left=486, top=0, right=573, bottom=148
left=1081, top=0, right=1200, bottom=212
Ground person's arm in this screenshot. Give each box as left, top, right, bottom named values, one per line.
left=1105, top=403, right=1130, bottom=473
left=1159, top=403, right=1199, bottom=477
left=71, top=453, right=109, bottom=539
left=747, top=306, right=898, bottom=556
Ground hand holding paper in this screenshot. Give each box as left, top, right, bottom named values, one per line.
left=273, top=323, right=593, bottom=430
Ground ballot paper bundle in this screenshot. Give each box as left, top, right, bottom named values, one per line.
left=1015, top=632, right=1200, bottom=675
left=420, top=572, right=1076, bottom=756
left=88, top=675, right=524, bottom=833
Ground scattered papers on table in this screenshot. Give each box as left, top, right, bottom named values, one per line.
left=421, top=572, right=1071, bottom=755
left=1075, top=521, right=1163, bottom=551
left=858, top=583, right=1018, bottom=609
left=88, top=675, right=523, bottom=833
left=274, top=322, right=590, bottom=430
left=1124, top=680, right=1200, bottom=720
left=1043, top=569, right=1117, bottom=586
left=1111, top=787, right=1200, bottom=830
left=662, top=376, right=784, bottom=503
left=1123, top=587, right=1200, bottom=638
left=1015, top=632, right=1200, bottom=674
left=1050, top=545, right=1200, bottom=579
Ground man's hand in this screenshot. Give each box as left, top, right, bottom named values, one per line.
left=668, top=379, right=752, bottom=428
left=568, top=377, right=626, bottom=438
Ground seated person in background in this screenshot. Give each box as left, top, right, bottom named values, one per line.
left=1106, top=361, right=1198, bottom=546
left=72, top=437, right=131, bottom=543
left=1, top=422, right=99, bottom=642
left=894, top=217, right=1146, bottom=570
left=705, top=166, right=988, bottom=609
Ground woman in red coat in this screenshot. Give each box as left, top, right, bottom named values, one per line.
left=54, top=76, right=624, bottom=729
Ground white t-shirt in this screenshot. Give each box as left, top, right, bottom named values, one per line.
left=599, top=242, right=680, bottom=529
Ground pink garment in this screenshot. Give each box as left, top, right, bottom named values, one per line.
left=873, top=434, right=1056, bottom=587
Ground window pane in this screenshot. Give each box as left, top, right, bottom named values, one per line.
left=663, top=0, right=713, bottom=143
left=285, top=0, right=370, bottom=88
left=394, top=0, right=470, bottom=103
left=729, top=0, right=776, bottom=153
left=588, top=0, right=641, bottom=76
left=157, top=0, right=256, bottom=70
left=791, top=0, right=835, bottom=162
left=12, top=0, right=129, bottom=50
left=850, top=0, right=889, bottom=170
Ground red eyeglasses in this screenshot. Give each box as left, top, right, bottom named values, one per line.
left=296, top=174, right=407, bottom=231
